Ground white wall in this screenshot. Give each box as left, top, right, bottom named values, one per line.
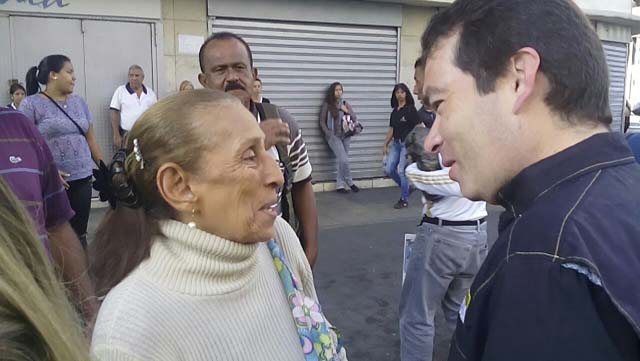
left=573, top=0, right=631, bottom=14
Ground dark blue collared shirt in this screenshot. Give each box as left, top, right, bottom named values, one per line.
left=450, top=132, right=640, bottom=361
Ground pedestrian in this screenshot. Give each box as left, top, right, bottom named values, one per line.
left=21, top=54, right=104, bottom=249
left=399, top=55, right=488, bottom=361
left=319, top=82, right=359, bottom=194
left=383, top=83, right=420, bottom=209
left=109, top=65, right=157, bottom=149
left=0, top=107, right=98, bottom=332
left=7, top=82, right=26, bottom=110
left=252, top=77, right=270, bottom=103
left=413, top=59, right=435, bottom=129
left=0, top=176, right=89, bottom=361
left=179, top=80, right=194, bottom=92
left=90, top=89, right=345, bottom=361
left=421, top=0, right=640, bottom=359
left=198, top=32, right=319, bottom=268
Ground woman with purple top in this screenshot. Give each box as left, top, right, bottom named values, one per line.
left=21, top=54, right=104, bottom=248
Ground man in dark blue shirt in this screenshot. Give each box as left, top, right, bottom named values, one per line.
left=419, top=0, right=640, bottom=360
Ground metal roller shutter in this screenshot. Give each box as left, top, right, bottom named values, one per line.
left=603, top=41, right=628, bottom=132
left=211, top=18, right=399, bottom=181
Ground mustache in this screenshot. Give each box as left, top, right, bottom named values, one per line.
left=224, top=82, right=245, bottom=92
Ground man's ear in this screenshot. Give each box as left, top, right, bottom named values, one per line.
left=156, top=162, right=196, bottom=214
left=510, top=47, right=541, bottom=114
left=198, top=73, right=208, bottom=89
left=252, top=67, right=258, bottom=80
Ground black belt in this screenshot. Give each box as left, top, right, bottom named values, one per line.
left=420, top=215, right=486, bottom=227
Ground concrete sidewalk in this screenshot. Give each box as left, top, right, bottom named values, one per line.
left=87, top=187, right=502, bottom=361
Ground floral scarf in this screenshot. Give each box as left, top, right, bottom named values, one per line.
left=267, top=240, right=345, bottom=361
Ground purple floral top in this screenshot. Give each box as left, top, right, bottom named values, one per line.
left=20, top=94, right=93, bottom=182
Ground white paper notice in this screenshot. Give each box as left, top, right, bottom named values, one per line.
left=178, top=34, right=204, bottom=55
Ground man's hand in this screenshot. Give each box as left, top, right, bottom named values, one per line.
left=383, top=145, right=389, bottom=157
left=260, top=119, right=290, bottom=149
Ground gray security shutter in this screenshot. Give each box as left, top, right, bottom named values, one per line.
left=211, top=18, right=399, bottom=181
left=603, top=41, right=628, bottom=132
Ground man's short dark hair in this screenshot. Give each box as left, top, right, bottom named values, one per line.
left=198, top=32, right=254, bottom=73
left=421, top=0, right=611, bottom=125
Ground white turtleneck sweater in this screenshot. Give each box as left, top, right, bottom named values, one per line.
left=91, top=217, right=317, bottom=361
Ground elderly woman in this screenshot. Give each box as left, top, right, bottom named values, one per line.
left=90, top=89, right=345, bottom=361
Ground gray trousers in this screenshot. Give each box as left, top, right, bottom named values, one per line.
left=399, top=221, right=488, bottom=361
left=326, top=135, right=354, bottom=189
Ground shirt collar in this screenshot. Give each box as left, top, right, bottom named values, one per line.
left=496, top=132, right=636, bottom=216
left=126, top=83, right=148, bottom=95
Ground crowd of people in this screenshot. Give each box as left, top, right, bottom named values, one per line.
left=0, top=0, right=639, bottom=360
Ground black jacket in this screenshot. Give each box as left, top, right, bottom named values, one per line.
left=450, top=132, right=640, bottom=361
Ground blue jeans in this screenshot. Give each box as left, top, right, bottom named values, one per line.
left=326, top=135, right=354, bottom=189
left=399, top=222, right=488, bottom=361
left=385, top=140, right=409, bottom=201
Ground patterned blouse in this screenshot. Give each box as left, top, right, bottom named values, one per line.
left=20, top=94, right=93, bottom=182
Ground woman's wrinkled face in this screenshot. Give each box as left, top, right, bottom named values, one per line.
left=189, top=103, right=284, bottom=243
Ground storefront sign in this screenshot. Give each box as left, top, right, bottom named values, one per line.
left=0, top=0, right=161, bottom=19
left=0, top=0, right=69, bottom=9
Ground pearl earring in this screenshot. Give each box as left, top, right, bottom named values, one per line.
left=187, top=207, right=197, bottom=229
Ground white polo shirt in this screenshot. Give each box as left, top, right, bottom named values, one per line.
left=110, top=84, right=157, bottom=131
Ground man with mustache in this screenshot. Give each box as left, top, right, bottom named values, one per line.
left=198, top=32, right=319, bottom=267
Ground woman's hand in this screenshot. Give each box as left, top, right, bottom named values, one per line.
left=59, top=170, right=70, bottom=190
left=340, top=104, right=349, bottom=113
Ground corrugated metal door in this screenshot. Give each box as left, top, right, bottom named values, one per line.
left=0, top=15, right=12, bottom=106
left=211, top=18, right=399, bottom=181
left=82, top=20, right=154, bottom=160
left=603, top=41, right=628, bottom=132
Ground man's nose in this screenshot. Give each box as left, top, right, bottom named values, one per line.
left=424, top=119, right=443, bottom=154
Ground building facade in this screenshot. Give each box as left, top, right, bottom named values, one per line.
left=1, top=0, right=636, bottom=182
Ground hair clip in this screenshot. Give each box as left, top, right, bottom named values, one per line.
left=133, top=138, right=145, bottom=170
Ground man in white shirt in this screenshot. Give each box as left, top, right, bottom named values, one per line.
left=399, top=58, right=488, bottom=361
left=110, top=65, right=157, bottom=148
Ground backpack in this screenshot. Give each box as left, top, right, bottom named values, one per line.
left=255, top=103, right=299, bottom=232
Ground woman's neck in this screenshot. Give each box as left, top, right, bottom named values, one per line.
left=43, top=87, right=68, bottom=101
left=397, top=100, right=406, bottom=109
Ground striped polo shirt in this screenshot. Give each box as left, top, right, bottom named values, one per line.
left=0, top=108, right=74, bottom=253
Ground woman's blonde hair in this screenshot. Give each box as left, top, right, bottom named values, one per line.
left=91, top=89, right=240, bottom=297
left=0, top=177, right=88, bottom=360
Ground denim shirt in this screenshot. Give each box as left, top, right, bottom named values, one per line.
left=450, top=132, right=640, bottom=361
